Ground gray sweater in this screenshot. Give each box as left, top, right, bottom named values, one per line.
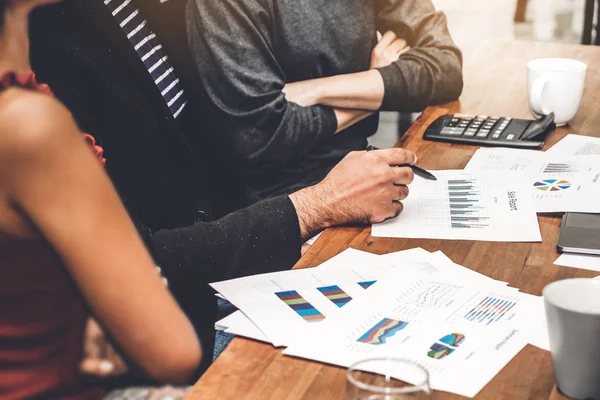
left=186, top=0, right=463, bottom=200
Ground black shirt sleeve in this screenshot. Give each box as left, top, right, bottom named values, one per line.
left=374, top=0, right=464, bottom=112
left=149, top=195, right=302, bottom=285
left=185, top=0, right=338, bottom=167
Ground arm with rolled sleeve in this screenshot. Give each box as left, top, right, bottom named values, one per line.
left=374, top=0, right=464, bottom=112
left=185, top=0, right=337, bottom=167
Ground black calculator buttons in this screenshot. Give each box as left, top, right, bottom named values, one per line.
left=447, top=117, right=460, bottom=127
left=440, top=127, right=465, bottom=136
left=424, top=113, right=552, bottom=149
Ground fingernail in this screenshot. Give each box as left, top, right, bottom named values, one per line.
left=99, top=361, right=114, bottom=374
left=413, top=154, right=418, bottom=164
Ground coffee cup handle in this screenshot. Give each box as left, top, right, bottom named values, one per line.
left=531, top=76, right=551, bottom=115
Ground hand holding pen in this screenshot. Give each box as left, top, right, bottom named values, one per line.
left=366, top=145, right=437, bottom=181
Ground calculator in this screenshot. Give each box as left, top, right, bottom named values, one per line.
left=423, top=113, right=556, bottom=149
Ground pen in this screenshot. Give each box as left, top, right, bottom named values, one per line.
left=366, top=145, right=437, bottom=181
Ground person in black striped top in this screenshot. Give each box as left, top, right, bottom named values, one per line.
left=104, top=0, right=186, bottom=118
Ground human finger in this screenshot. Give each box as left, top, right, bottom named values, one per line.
left=390, top=202, right=404, bottom=218
left=104, top=341, right=129, bottom=376
left=393, top=184, right=410, bottom=201
left=83, top=319, right=103, bottom=359
left=391, top=166, right=415, bottom=185
left=398, top=46, right=411, bottom=56
left=368, top=148, right=417, bottom=166
left=375, top=31, right=398, bottom=50
left=388, top=38, right=408, bottom=54
left=79, top=358, right=115, bottom=377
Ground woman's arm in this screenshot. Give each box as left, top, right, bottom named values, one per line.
left=0, top=90, right=201, bottom=385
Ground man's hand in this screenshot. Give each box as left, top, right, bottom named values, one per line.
left=370, top=31, right=410, bottom=69
left=282, top=80, right=319, bottom=107
left=289, top=148, right=416, bottom=239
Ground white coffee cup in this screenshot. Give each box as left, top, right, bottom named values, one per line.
left=527, top=58, right=587, bottom=126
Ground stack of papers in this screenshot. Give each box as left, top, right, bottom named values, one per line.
left=371, top=170, right=542, bottom=241
left=464, top=147, right=600, bottom=213
left=547, top=135, right=600, bottom=270
left=213, top=248, right=547, bottom=398
left=212, top=135, right=600, bottom=396
left=370, top=134, right=599, bottom=242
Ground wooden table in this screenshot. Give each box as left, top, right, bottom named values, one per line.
left=188, top=41, right=600, bottom=400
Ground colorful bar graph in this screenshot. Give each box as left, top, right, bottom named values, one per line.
left=447, top=178, right=490, bottom=229
left=317, top=285, right=353, bottom=308
left=464, top=296, right=516, bottom=325
left=358, top=280, right=377, bottom=289
left=275, top=290, right=325, bottom=322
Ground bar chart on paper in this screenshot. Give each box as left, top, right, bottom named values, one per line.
left=463, top=295, right=517, bottom=325
left=358, top=280, right=377, bottom=289
left=371, top=171, right=541, bottom=242
left=317, top=285, right=353, bottom=308
left=412, top=177, right=492, bottom=230
left=447, top=179, right=490, bottom=229
left=275, top=290, right=326, bottom=322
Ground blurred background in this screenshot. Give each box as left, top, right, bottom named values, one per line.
left=371, top=0, right=596, bottom=148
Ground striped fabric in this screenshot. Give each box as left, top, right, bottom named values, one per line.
left=104, top=0, right=187, bottom=118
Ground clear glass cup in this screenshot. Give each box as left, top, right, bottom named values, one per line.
left=346, top=358, right=431, bottom=400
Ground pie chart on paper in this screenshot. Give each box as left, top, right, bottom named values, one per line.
left=533, top=179, right=572, bottom=191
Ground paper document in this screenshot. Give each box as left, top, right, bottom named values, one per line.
left=464, top=148, right=600, bottom=213
left=518, top=293, right=550, bottom=351
left=222, top=311, right=270, bottom=343
left=547, top=134, right=600, bottom=157
left=555, top=253, right=600, bottom=272
left=284, top=276, right=531, bottom=398
left=372, top=170, right=541, bottom=242
left=381, top=250, right=509, bottom=286
left=215, top=249, right=375, bottom=343
left=211, top=250, right=392, bottom=346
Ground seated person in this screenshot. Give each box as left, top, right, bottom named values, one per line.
left=186, top=0, right=463, bottom=201
left=29, top=0, right=417, bottom=372
left=0, top=0, right=201, bottom=398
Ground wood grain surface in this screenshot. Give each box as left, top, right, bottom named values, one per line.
left=188, top=41, right=600, bottom=400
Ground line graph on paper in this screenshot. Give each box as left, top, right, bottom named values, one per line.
left=485, top=152, right=532, bottom=171
left=395, top=281, right=462, bottom=310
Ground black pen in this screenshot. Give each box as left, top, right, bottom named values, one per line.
left=366, top=145, right=437, bottom=181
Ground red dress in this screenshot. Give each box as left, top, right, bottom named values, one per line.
left=0, top=72, right=106, bottom=399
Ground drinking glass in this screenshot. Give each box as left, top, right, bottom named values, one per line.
left=346, top=358, right=431, bottom=400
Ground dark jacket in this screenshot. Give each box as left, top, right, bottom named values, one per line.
left=30, top=0, right=302, bottom=376
left=186, top=0, right=463, bottom=200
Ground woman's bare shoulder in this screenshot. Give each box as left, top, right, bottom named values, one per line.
left=0, top=88, right=77, bottom=159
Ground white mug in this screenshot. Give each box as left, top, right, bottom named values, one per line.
left=527, top=58, right=587, bottom=126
